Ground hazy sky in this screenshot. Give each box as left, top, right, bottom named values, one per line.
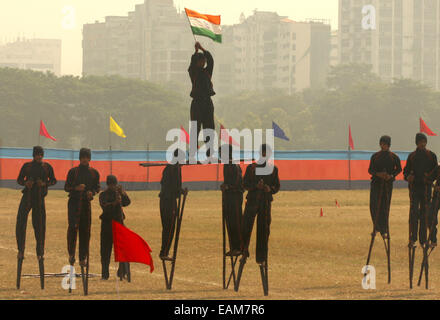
left=0, top=0, right=338, bottom=76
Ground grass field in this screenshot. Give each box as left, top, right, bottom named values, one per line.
left=1, top=187, right=439, bottom=300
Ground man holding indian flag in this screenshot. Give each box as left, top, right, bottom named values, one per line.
left=185, top=8, right=221, bottom=159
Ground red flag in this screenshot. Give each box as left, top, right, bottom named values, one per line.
left=335, top=199, right=340, bottom=208
left=320, top=208, right=324, bottom=217
left=39, top=120, right=56, bottom=141
left=180, top=126, right=190, bottom=144
left=348, top=125, right=354, bottom=150
left=220, top=124, right=240, bottom=147
left=420, top=117, right=437, bottom=136
left=112, top=221, right=154, bottom=273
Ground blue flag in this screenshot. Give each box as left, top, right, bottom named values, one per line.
left=272, top=121, right=290, bottom=141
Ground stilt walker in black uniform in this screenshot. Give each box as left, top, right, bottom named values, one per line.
left=220, top=144, right=244, bottom=289
left=64, top=148, right=100, bottom=295
left=16, top=146, right=56, bottom=290
left=235, top=144, right=280, bottom=296
left=159, top=149, right=188, bottom=290
left=404, top=133, right=438, bottom=289
left=364, top=135, right=402, bottom=284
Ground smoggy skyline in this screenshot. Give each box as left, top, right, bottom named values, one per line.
left=0, top=0, right=338, bottom=76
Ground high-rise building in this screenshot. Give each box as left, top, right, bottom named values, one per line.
left=339, top=0, right=440, bottom=90
left=0, top=39, right=61, bottom=76
left=330, top=30, right=339, bottom=66
left=82, top=0, right=194, bottom=83
left=83, top=2, right=331, bottom=94
left=212, top=12, right=331, bottom=94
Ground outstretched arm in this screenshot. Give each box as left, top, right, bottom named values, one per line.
left=196, top=42, right=213, bottom=77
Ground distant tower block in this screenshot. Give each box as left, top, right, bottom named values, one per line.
left=240, top=13, right=245, bottom=23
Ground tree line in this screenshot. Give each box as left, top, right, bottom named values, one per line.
left=0, top=64, right=439, bottom=152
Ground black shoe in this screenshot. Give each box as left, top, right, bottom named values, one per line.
left=102, top=267, right=109, bottom=280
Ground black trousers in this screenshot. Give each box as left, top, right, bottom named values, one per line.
left=16, top=193, right=46, bottom=257
left=100, top=218, right=128, bottom=278
left=190, top=97, right=215, bottom=156
left=369, top=181, right=393, bottom=235
left=67, top=197, right=91, bottom=263
left=160, top=196, right=178, bottom=257
left=242, top=198, right=272, bottom=263
left=223, top=192, right=243, bottom=252
left=409, top=184, right=432, bottom=245
left=428, top=191, right=440, bottom=243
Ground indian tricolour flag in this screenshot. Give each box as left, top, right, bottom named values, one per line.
left=185, top=8, right=222, bottom=43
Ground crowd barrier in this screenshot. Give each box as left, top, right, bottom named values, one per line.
left=0, top=148, right=411, bottom=191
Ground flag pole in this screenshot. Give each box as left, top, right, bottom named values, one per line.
left=348, top=145, right=352, bottom=190
left=184, top=8, right=197, bottom=42
left=0, top=138, right=2, bottom=189
left=109, top=119, right=113, bottom=175
left=38, top=120, right=41, bottom=146
left=146, top=143, right=150, bottom=190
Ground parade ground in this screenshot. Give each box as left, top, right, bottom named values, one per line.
left=1, top=188, right=440, bottom=300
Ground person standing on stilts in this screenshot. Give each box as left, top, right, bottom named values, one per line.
left=220, top=144, right=244, bottom=257
left=365, top=135, right=402, bottom=283
left=159, top=149, right=187, bottom=261
left=15, top=146, right=57, bottom=289
left=236, top=144, right=280, bottom=295
left=404, top=133, right=438, bottom=288
left=64, top=148, right=100, bottom=272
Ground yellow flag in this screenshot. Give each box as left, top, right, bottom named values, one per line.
left=110, top=116, right=127, bottom=138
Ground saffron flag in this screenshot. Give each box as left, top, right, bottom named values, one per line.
left=272, top=121, right=290, bottom=141
left=112, top=221, right=154, bottom=273
left=110, top=116, right=127, bottom=138
left=185, top=8, right=222, bottom=43
left=348, top=125, right=355, bottom=150
left=220, top=124, right=240, bottom=147
left=39, top=120, right=56, bottom=141
left=420, top=117, right=437, bottom=136
left=180, top=126, right=190, bottom=144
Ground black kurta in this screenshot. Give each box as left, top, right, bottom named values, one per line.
left=64, top=164, right=100, bottom=263
left=403, top=148, right=438, bottom=244
left=222, top=164, right=244, bottom=253
left=16, top=161, right=56, bottom=257
left=159, top=164, right=182, bottom=257
left=99, top=188, right=131, bottom=279
left=368, top=151, right=402, bottom=235
left=242, top=163, right=280, bottom=263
